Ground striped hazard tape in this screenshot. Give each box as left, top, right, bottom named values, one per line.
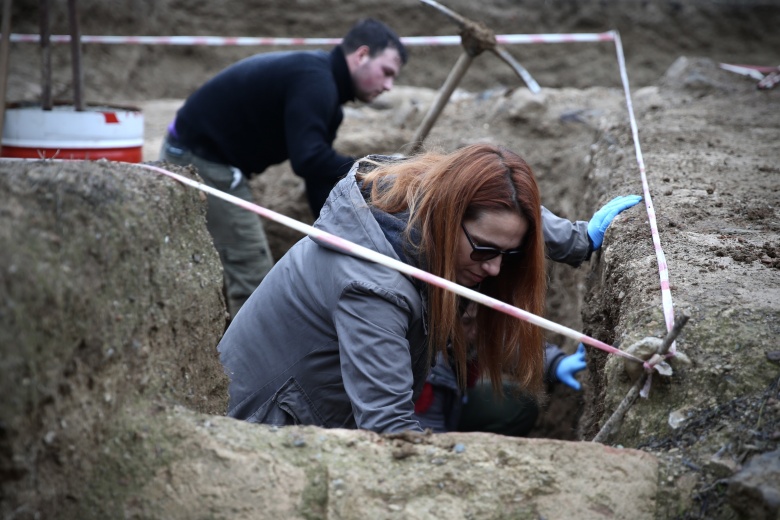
left=7, top=31, right=616, bottom=47
left=5, top=28, right=678, bottom=388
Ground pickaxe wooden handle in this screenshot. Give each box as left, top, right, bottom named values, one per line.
left=408, top=0, right=540, bottom=153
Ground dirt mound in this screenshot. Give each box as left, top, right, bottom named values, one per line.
left=6, top=0, right=780, bottom=102
left=0, top=160, right=228, bottom=516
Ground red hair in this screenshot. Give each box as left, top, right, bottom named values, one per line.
left=360, top=144, right=547, bottom=396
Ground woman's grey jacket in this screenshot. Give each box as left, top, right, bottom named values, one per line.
left=218, top=163, right=431, bottom=433
left=217, top=159, right=591, bottom=434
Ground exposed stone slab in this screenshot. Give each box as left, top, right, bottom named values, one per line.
left=121, top=408, right=658, bottom=520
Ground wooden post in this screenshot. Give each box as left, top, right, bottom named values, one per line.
left=408, top=0, right=539, bottom=154
left=407, top=51, right=473, bottom=154
left=40, top=0, right=52, bottom=110
left=67, top=0, right=83, bottom=111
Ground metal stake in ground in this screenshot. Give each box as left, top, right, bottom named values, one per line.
left=39, top=0, right=52, bottom=110
left=591, top=314, right=690, bottom=444
left=407, top=0, right=541, bottom=154
left=67, top=0, right=84, bottom=111
left=0, top=0, right=13, bottom=149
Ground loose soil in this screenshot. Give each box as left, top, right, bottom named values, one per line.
left=2, top=1, right=779, bottom=518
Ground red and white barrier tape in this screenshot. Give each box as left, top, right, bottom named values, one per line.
left=719, top=63, right=780, bottom=90
left=719, top=63, right=767, bottom=80
left=126, top=161, right=649, bottom=370
left=3, top=27, right=677, bottom=380
left=7, top=32, right=615, bottom=47
left=612, top=32, right=676, bottom=394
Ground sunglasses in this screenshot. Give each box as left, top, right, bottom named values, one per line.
left=461, top=222, right=524, bottom=262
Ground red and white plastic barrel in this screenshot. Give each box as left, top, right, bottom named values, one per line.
left=1, top=103, right=144, bottom=162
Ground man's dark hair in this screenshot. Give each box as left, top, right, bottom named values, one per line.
left=340, top=18, right=408, bottom=65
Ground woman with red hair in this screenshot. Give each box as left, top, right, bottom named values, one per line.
left=360, top=144, right=548, bottom=401
left=218, top=143, right=639, bottom=433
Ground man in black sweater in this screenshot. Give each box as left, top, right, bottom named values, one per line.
left=160, top=19, right=407, bottom=317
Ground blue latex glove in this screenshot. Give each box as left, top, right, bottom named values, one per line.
left=555, top=343, right=587, bottom=391
left=587, top=195, right=643, bottom=250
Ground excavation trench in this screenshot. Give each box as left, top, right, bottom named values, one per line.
left=3, top=65, right=779, bottom=518
left=0, top=141, right=658, bottom=519
left=0, top=87, right=638, bottom=516
left=3, top=0, right=780, bottom=515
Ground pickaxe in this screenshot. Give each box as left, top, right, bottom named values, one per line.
left=407, top=0, right=541, bottom=154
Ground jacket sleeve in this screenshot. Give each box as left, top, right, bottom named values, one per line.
left=333, top=280, right=424, bottom=434
left=543, top=342, right=567, bottom=384
left=541, top=206, right=593, bottom=267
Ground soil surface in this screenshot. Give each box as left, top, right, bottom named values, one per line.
left=6, top=0, right=780, bottom=100
left=3, top=1, right=780, bottom=519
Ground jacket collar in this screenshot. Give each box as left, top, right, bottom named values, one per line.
left=330, top=46, right=355, bottom=104
left=316, top=161, right=430, bottom=337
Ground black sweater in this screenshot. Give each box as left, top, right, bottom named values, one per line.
left=174, top=46, right=357, bottom=214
